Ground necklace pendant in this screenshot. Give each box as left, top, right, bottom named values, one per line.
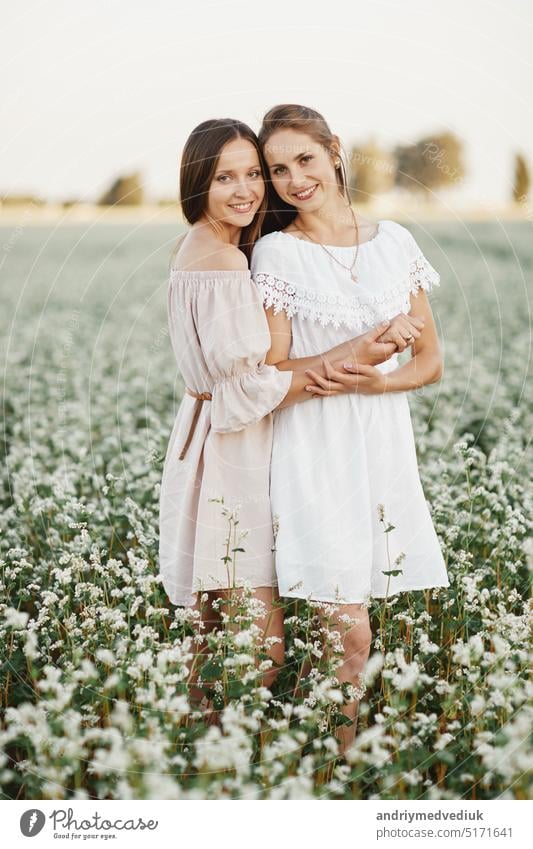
left=350, top=271, right=358, bottom=283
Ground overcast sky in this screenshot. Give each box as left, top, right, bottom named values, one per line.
left=2, top=0, right=531, bottom=203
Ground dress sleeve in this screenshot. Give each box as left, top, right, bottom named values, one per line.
left=250, top=236, right=298, bottom=318
left=194, top=271, right=292, bottom=433
left=402, top=227, right=441, bottom=295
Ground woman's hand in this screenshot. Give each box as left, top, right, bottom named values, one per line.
left=343, top=321, right=397, bottom=366
left=304, top=359, right=387, bottom=397
left=302, top=312, right=426, bottom=396
left=376, top=312, right=425, bottom=352
left=342, top=313, right=424, bottom=365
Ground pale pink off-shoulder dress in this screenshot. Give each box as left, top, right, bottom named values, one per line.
left=158, top=268, right=293, bottom=607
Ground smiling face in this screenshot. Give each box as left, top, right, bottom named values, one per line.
left=263, top=128, right=340, bottom=213
left=204, top=137, right=265, bottom=230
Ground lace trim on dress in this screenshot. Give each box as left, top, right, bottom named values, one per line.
left=253, top=253, right=440, bottom=331
left=408, top=255, right=441, bottom=293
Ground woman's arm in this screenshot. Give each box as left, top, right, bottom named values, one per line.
left=265, top=306, right=424, bottom=373
left=259, top=307, right=327, bottom=406
left=262, top=305, right=379, bottom=408
left=304, top=290, right=443, bottom=396
left=380, top=289, right=443, bottom=392
left=266, top=310, right=401, bottom=370
left=264, top=303, right=428, bottom=407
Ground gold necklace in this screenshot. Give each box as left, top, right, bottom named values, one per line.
left=292, top=206, right=361, bottom=283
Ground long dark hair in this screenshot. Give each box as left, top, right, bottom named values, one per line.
left=257, top=104, right=352, bottom=237
left=173, top=118, right=268, bottom=263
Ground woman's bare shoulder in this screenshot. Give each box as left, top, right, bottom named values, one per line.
left=172, top=230, right=248, bottom=272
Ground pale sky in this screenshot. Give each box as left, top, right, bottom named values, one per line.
left=2, top=0, right=532, bottom=203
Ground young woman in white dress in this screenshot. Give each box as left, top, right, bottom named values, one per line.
left=251, top=104, right=450, bottom=753
left=159, top=118, right=418, bottom=711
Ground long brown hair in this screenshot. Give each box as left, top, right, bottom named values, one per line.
left=172, top=118, right=267, bottom=264
left=257, top=104, right=352, bottom=237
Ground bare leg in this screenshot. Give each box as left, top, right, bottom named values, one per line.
left=218, top=585, right=285, bottom=691
left=318, top=603, right=372, bottom=757
left=249, top=585, right=285, bottom=691
left=188, top=591, right=222, bottom=710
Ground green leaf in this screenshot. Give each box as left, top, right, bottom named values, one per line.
left=213, top=693, right=225, bottom=711
left=227, top=679, right=246, bottom=699
left=200, top=657, right=224, bottom=681
left=436, top=750, right=456, bottom=765
left=333, top=714, right=354, bottom=728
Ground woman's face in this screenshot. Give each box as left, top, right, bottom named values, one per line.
left=205, top=137, right=265, bottom=229
left=262, top=128, right=339, bottom=212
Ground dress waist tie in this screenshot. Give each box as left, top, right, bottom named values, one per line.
left=178, top=387, right=212, bottom=460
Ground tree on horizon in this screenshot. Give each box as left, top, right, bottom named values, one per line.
left=512, top=152, right=530, bottom=204
left=393, top=132, right=465, bottom=199
left=99, top=172, right=144, bottom=206
left=348, top=139, right=396, bottom=204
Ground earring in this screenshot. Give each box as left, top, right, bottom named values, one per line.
left=335, top=158, right=341, bottom=169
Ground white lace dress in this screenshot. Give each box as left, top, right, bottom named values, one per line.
left=250, top=219, right=450, bottom=604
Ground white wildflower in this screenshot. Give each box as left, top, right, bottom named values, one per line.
left=3, top=607, right=29, bottom=629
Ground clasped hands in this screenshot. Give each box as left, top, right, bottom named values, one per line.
left=304, top=312, right=425, bottom=397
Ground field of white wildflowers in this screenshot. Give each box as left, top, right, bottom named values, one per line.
left=0, top=220, right=531, bottom=800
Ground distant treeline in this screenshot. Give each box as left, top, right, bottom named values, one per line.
left=1, top=136, right=530, bottom=207
left=348, top=133, right=530, bottom=204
